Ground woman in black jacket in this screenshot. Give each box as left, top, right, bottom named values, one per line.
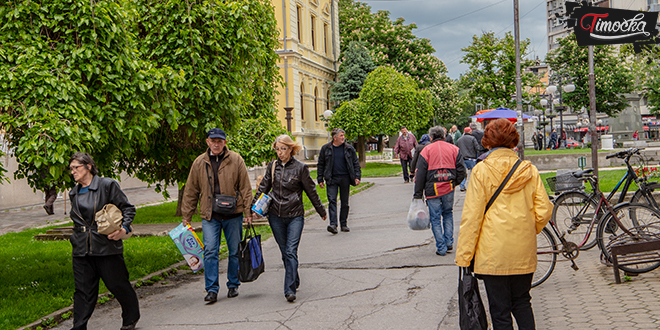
left=68, top=152, right=139, bottom=330
left=251, top=135, right=327, bottom=303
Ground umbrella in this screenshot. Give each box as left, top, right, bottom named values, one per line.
left=469, top=107, right=532, bottom=123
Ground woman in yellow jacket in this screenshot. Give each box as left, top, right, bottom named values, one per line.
left=455, top=119, right=553, bottom=330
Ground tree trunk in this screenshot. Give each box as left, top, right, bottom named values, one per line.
left=358, top=135, right=366, bottom=168
left=377, top=135, right=384, bottom=153
left=175, top=185, right=185, bottom=217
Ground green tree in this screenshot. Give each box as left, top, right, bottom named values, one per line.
left=545, top=34, right=633, bottom=117
left=329, top=66, right=434, bottom=167
left=460, top=32, right=540, bottom=110
left=0, top=0, right=181, bottom=190
left=330, top=41, right=375, bottom=107
left=621, top=44, right=660, bottom=114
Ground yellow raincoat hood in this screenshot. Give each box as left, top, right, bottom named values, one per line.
left=455, top=148, right=552, bottom=275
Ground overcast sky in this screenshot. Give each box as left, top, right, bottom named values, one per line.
left=360, top=0, right=549, bottom=80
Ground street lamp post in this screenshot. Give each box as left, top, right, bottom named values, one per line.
left=545, top=80, right=576, bottom=149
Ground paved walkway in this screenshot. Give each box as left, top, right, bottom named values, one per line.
left=10, top=176, right=660, bottom=329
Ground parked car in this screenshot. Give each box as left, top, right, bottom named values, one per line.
left=565, top=138, right=582, bottom=148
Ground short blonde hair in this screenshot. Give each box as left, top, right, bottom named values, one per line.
left=272, top=134, right=303, bottom=155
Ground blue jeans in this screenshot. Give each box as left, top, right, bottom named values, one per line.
left=460, top=159, right=477, bottom=190
left=427, top=191, right=455, bottom=255
left=202, top=216, right=243, bottom=293
left=269, top=214, right=305, bottom=295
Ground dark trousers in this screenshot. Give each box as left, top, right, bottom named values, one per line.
left=72, top=255, right=140, bottom=330
left=480, top=273, right=535, bottom=330
left=327, top=175, right=351, bottom=227
left=400, top=158, right=412, bottom=182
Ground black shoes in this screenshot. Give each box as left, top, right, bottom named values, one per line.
left=120, top=319, right=139, bottom=330
left=227, top=287, right=239, bottom=298
left=285, top=293, right=296, bottom=302
left=204, top=291, right=218, bottom=302
left=341, top=226, right=350, bottom=232
left=447, top=246, right=453, bottom=252
left=327, top=225, right=338, bottom=234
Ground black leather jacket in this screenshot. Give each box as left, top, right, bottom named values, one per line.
left=317, top=142, right=361, bottom=185
left=69, top=176, right=136, bottom=257
left=252, top=158, right=326, bottom=218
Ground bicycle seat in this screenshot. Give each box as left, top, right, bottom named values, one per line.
left=572, top=169, right=594, bottom=178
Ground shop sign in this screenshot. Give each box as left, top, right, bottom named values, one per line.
left=566, top=3, right=658, bottom=46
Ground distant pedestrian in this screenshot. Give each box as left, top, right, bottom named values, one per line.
left=455, top=118, right=552, bottom=330
left=443, top=127, right=454, bottom=144
left=393, top=126, right=417, bottom=183
left=549, top=129, right=558, bottom=149
left=68, top=152, right=140, bottom=330
left=633, top=130, right=639, bottom=141
left=455, top=127, right=479, bottom=192
left=413, top=126, right=466, bottom=256
left=469, top=122, right=486, bottom=155
left=537, top=131, right=544, bottom=150
left=317, top=128, right=361, bottom=234
left=561, top=128, right=567, bottom=148
left=410, top=134, right=431, bottom=179
left=181, top=128, right=253, bottom=303
left=251, top=135, right=327, bottom=302
left=531, top=132, right=538, bottom=151
left=450, top=125, right=462, bottom=143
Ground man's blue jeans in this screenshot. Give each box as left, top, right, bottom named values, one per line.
left=268, top=214, right=304, bottom=295
left=202, top=216, right=243, bottom=293
left=460, top=159, right=477, bottom=190
left=427, top=191, right=455, bottom=255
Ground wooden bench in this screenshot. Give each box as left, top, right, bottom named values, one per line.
left=610, top=240, right=660, bottom=283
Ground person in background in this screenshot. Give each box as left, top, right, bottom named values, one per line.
left=410, top=134, right=431, bottom=179
left=252, top=135, right=327, bottom=302
left=413, top=126, right=465, bottom=256
left=455, top=118, right=552, bottom=330
left=181, top=128, right=253, bottom=303
left=469, top=122, right=486, bottom=156
left=537, top=131, right=544, bottom=150
left=443, top=127, right=454, bottom=144
left=561, top=128, right=568, bottom=148
left=633, top=130, right=639, bottom=141
left=393, top=126, right=417, bottom=183
left=549, top=129, right=558, bottom=150
left=317, top=128, right=361, bottom=234
left=450, top=125, right=462, bottom=144
left=531, top=131, right=539, bottom=151
left=455, top=127, right=480, bottom=192
left=68, top=152, right=139, bottom=330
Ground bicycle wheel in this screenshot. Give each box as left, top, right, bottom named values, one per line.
left=596, top=203, right=660, bottom=274
left=532, top=227, right=557, bottom=288
left=631, top=182, right=660, bottom=208
left=552, top=191, right=599, bottom=250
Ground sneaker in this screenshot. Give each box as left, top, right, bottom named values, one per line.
left=204, top=291, right=217, bottom=302
left=436, top=251, right=447, bottom=256
left=447, top=246, right=453, bottom=252
left=459, top=187, right=466, bottom=192
left=227, top=287, right=239, bottom=298
left=327, top=225, right=338, bottom=234
left=285, top=293, right=296, bottom=302
left=341, top=226, right=350, bottom=232
left=120, top=319, right=139, bottom=330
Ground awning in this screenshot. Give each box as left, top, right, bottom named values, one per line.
left=573, top=125, right=609, bottom=132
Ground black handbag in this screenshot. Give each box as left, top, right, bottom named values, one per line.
left=238, top=224, right=265, bottom=282
left=206, top=163, right=238, bottom=215
left=458, top=266, right=488, bottom=330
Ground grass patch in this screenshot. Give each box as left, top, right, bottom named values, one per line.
left=308, top=162, right=401, bottom=179
left=539, top=169, right=659, bottom=195
left=1, top=211, right=273, bottom=330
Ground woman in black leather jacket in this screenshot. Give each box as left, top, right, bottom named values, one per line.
left=251, top=135, right=327, bottom=303
left=68, top=152, right=140, bottom=330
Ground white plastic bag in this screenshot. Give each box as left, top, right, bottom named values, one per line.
left=407, top=199, right=430, bottom=230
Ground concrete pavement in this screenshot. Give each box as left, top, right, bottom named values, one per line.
left=22, top=176, right=660, bottom=329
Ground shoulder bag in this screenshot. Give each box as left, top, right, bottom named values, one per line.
left=206, top=163, right=239, bottom=215
left=459, top=158, right=522, bottom=330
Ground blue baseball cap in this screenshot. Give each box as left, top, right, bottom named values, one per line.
left=207, top=128, right=226, bottom=140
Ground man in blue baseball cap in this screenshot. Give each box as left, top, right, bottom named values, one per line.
left=181, top=128, right=253, bottom=303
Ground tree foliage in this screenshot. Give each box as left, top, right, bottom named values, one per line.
left=621, top=44, right=660, bottom=114
left=545, top=34, right=633, bottom=117
left=0, top=0, right=284, bottom=195
left=330, top=41, right=375, bottom=107
left=459, top=32, right=540, bottom=110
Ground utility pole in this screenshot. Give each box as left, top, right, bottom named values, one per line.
left=514, top=0, right=524, bottom=160
left=588, top=45, right=598, bottom=178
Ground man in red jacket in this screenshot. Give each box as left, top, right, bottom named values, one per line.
left=394, top=126, right=417, bottom=183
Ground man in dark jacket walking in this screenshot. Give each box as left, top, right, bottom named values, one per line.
left=469, top=122, right=486, bottom=156
left=414, top=126, right=465, bottom=256
left=455, top=127, right=479, bottom=192
left=317, top=128, right=361, bottom=234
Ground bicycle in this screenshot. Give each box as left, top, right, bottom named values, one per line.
left=533, top=168, right=660, bottom=287
left=549, top=148, right=660, bottom=251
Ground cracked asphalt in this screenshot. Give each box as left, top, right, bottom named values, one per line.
left=47, top=175, right=660, bottom=329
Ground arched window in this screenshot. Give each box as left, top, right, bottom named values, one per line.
left=300, top=83, right=305, bottom=121
left=314, top=87, right=319, bottom=121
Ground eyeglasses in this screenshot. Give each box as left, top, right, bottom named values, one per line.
left=70, top=164, right=86, bottom=172
left=274, top=146, right=290, bottom=152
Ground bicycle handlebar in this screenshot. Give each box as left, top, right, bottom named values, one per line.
left=605, top=148, right=642, bottom=159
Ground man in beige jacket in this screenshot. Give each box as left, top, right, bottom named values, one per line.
left=181, top=128, right=253, bottom=303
